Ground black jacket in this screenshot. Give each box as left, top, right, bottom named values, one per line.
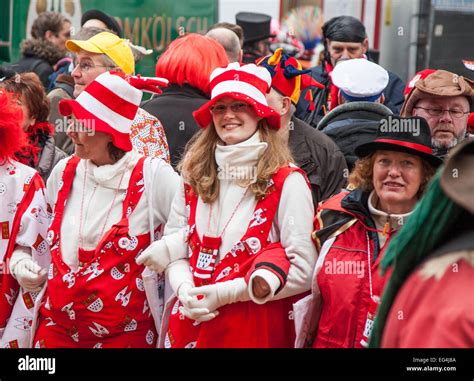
left=295, top=63, right=405, bottom=128
left=142, top=84, right=208, bottom=168
left=289, top=116, right=348, bottom=207
left=318, top=101, right=393, bottom=170
left=4, top=39, right=66, bottom=89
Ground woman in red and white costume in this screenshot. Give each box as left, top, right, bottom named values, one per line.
left=32, top=71, right=179, bottom=348
left=0, top=90, right=50, bottom=348
left=137, top=62, right=317, bottom=348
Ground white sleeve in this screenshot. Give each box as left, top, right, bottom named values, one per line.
left=150, top=159, right=180, bottom=226
left=270, top=171, right=318, bottom=301
left=142, top=176, right=189, bottom=272
left=45, top=157, right=68, bottom=209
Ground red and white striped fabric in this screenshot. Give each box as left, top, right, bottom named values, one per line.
left=193, top=62, right=281, bottom=130
left=59, top=71, right=167, bottom=151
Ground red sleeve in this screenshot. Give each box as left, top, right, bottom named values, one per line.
left=244, top=242, right=290, bottom=294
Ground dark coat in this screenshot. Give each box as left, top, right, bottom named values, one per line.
left=317, top=101, right=393, bottom=170
left=4, top=39, right=66, bottom=89
left=142, top=84, right=208, bottom=168
left=289, top=116, right=348, bottom=206
left=295, top=63, right=405, bottom=128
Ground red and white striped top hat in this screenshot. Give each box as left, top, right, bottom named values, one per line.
left=193, top=62, right=281, bottom=130
left=59, top=71, right=168, bottom=151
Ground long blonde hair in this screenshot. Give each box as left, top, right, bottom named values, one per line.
left=178, top=120, right=293, bottom=203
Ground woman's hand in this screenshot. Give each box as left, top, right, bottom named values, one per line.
left=251, top=275, right=271, bottom=299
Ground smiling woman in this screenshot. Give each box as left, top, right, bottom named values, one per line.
left=136, top=62, right=317, bottom=348
left=294, top=116, right=441, bottom=349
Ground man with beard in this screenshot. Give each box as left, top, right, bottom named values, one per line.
left=401, top=69, right=474, bottom=159
left=295, top=16, right=405, bottom=128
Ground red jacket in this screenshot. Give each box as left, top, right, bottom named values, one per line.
left=312, top=190, right=393, bottom=348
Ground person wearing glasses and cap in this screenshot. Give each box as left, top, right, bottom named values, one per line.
left=30, top=71, right=179, bottom=348
left=137, top=62, right=317, bottom=348
left=61, top=31, right=170, bottom=161
left=402, top=69, right=474, bottom=160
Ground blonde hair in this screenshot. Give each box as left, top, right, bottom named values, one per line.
left=178, top=121, right=293, bottom=203
left=348, top=152, right=437, bottom=197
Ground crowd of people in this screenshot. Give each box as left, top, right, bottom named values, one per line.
left=0, top=9, right=472, bottom=349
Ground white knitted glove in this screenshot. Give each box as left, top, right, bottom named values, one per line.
left=12, top=258, right=47, bottom=292
left=136, top=240, right=169, bottom=273
left=180, top=278, right=249, bottom=322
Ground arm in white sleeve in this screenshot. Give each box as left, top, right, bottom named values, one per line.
left=136, top=176, right=189, bottom=273
left=270, top=171, right=318, bottom=301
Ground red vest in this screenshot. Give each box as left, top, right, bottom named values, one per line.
left=33, top=156, right=157, bottom=348
left=166, top=166, right=309, bottom=348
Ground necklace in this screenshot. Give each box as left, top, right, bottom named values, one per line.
left=78, top=159, right=128, bottom=250
left=206, top=187, right=249, bottom=240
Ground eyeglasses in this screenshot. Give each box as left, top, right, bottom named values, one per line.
left=210, top=102, right=252, bottom=114
left=414, top=106, right=469, bottom=119
left=74, top=61, right=113, bottom=73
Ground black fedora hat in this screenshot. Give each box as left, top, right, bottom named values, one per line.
left=236, top=12, right=275, bottom=44
left=355, top=116, right=442, bottom=168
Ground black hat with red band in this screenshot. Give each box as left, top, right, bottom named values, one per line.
left=355, top=116, right=442, bottom=168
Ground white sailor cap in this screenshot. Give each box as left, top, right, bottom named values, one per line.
left=332, top=58, right=389, bottom=102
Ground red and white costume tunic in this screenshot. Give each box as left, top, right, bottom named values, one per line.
left=0, top=160, right=50, bottom=348
left=33, top=150, right=179, bottom=347
left=147, top=132, right=317, bottom=348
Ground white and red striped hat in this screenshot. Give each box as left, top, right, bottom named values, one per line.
left=193, top=62, right=281, bottom=130
left=59, top=71, right=168, bottom=151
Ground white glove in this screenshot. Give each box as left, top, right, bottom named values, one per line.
left=136, top=240, right=169, bottom=273
left=180, top=278, right=249, bottom=322
left=12, top=258, right=47, bottom=292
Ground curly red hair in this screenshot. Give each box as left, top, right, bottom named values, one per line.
left=0, top=90, right=26, bottom=161
left=155, top=33, right=228, bottom=95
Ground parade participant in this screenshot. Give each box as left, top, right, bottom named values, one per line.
left=257, top=48, right=347, bottom=206
left=137, top=62, right=317, bottom=348
left=294, top=116, right=441, bottom=348
left=402, top=69, right=474, bottom=159
left=316, top=58, right=393, bottom=169
left=370, top=139, right=474, bottom=348
left=32, top=71, right=179, bottom=348
left=295, top=16, right=405, bottom=127
left=0, top=72, right=67, bottom=182
left=65, top=31, right=170, bottom=161
left=142, top=33, right=229, bottom=168
left=0, top=90, right=50, bottom=348
left=236, top=12, right=275, bottom=64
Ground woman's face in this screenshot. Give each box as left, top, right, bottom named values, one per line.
left=18, top=96, right=35, bottom=131
left=211, top=96, right=261, bottom=145
left=372, top=150, right=424, bottom=214
left=66, top=117, right=113, bottom=166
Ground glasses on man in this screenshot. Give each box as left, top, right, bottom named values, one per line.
left=210, top=102, right=252, bottom=114
left=414, top=106, right=469, bottom=119
left=74, top=60, right=113, bottom=73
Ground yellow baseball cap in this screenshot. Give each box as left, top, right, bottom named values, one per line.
left=66, top=31, right=135, bottom=75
